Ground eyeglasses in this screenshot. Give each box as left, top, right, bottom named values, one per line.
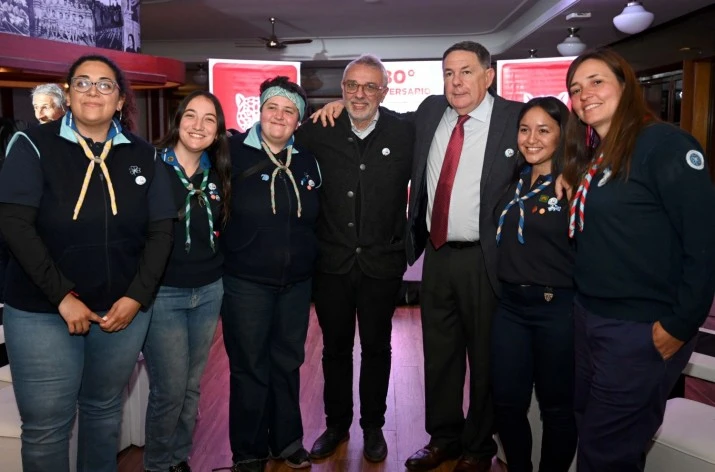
left=70, top=77, right=118, bottom=95
left=342, top=80, right=385, bottom=96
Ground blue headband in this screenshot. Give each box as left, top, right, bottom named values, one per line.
left=260, top=86, right=306, bottom=120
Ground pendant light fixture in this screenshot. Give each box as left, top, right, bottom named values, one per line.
left=613, top=1, right=655, bottom=34
left=557, top=28, right=587, bottom=57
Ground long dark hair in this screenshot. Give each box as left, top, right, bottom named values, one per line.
left=562, top=49, right=657, bottom=187
left=66, top=54, right=137, bottom=131
left=514, top=96, right=570, bottom=179
left=155, top=90, right=232, bottom=226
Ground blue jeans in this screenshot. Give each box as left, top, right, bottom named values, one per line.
left=221, top=275, right=311, bottom=463
left=142, top=279, right=223, bottom=471
left=3, top=304, right=151, bottom=472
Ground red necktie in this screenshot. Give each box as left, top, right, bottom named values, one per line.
left=430, top=115, right=470, bottom=249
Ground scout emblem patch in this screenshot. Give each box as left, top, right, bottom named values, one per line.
left=686, top=150, right=704, bottom=170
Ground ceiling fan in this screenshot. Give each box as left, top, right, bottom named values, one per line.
left=236, top=17, right=313, bottom=50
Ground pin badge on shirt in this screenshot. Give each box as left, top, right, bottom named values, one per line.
left=261, top=174, right=270, bottom=181
left=597, top=168, right=612, bottom=187
left=505, top=148, right=514, bottom=158
left=129, top=165, right=141, bottom=176
left=300, top=172, right=316, bottom=191
left=382, top=148, right=390, bottom=156
left=135, top=176, right=146, bottom=185
left=209, top=183, right=217, bottom=191
left=544, top=287, right=554, bottom=302
left=547, top=197, right=561, bottom=212
left=686, top=150, right=705, bottom=170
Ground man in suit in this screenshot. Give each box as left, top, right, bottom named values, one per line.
left=404, top=41, right=522, bottom=472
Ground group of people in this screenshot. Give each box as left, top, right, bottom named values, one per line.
left=295, top=41, right=715, bottom=472
left=0, top=40, right=711, bottom=472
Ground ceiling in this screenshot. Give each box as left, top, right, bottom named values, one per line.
left=140, top=0, right=715, bottom=72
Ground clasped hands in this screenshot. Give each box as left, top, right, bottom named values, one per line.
left=58, top=292, right=141, bottom=335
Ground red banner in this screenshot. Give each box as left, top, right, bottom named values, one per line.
left=496, top=57, right=574, bottom=107
left=209, top=59, right=301, bottom=132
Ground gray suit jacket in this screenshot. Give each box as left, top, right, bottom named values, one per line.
left=405, top=92, right=523, bottom=294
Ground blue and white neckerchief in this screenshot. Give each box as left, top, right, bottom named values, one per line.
left=496, top=167, right=553, bottom=245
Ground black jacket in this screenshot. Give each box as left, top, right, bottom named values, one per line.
left=222, top=129, right=321, bottom=286
left=297, top=108, right=414, bottom=279
left=0, top=117, right=175, bottom=312
left=159, top=149, right=224, bottom=288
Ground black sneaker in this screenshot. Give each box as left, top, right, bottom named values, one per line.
left=285, top=447, right=311, bottom=469
left=309, top=427, right=350, bottom=459
left=169, top=462, right=191, bottom=472
left=363, top=428, right=388, bottom=462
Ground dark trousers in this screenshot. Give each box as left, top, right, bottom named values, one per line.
left=421, top=242, right=497, bottom=459
left=491, top=284, right=577, bottom=472
left=313, top=264, right=402, bottom=430
left=574, top=299, right=696, bottom=472
left=221, top=276, right=312, bottom=463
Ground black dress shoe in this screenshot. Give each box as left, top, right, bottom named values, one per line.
left=453, top=455, right=493, bottom=472
left=309, top=427, right=350, bottom=459
left=363, top=428, right=387, bottom=462
left=404, top=444, right=461, bottom=471
left=229, top=460, right=267, bottom=472
left=169, top=462, right=191, bottom=472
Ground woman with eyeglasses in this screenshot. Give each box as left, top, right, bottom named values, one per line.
left=142, top=91, right=231, bottom=472
left=0, top=54, right=175, bottom=472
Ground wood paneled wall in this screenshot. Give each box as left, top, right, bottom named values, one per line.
left=681, top=59, right=714, bottom=181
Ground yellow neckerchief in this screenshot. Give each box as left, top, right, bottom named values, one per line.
left=72, top=130, right=117, bottom=220
left=260, top=141, right=302, bottom=218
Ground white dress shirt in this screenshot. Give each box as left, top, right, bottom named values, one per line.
left=425, top=93, right=494, bottom=242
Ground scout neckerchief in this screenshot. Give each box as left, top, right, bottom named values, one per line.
left=164, top=148, right=215, bottom=253
left=70, top=112, right=122, bottom=220
left=260, top=141, right=302, bottom=218
left=568, top=153, right=606, bottom=238
left=496, top=167, right=553, bottom=245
